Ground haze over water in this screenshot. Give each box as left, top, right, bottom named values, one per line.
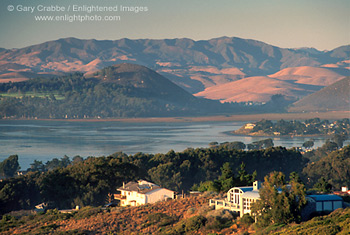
left=0, top=120, right=335, bottom=169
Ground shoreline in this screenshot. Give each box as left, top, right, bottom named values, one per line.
left=1, top=111, right=349, bottom=123
left=226, top=131, right=333, bottom=138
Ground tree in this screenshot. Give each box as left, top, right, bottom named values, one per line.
left=302, top=140, right=314, bottom=149
left=218, top=162, right=235, bottom=192
left=72, top=155, right=84, bottom=165
left=209, top=142, right=218, bottom=148
left=322, top=140, right=339, bottom=152
left=237, top=162, right=256, bottom=186
left=251, top=171, right=306, bottom=227
left=247, top=139, right=274, bottom=150
left=313, top=177, right=332, bottom=193
left=219, top=141, right=246, bottom=150
left=0, top=155, right=20, bottom=178
left=28, top=160, right=45, bottom=172
left=331, top=133, right=348, bottom=148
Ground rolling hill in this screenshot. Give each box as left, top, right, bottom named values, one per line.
left=269, top=66, right=346, bottom=86
left=194, top=66, right=347, bottom=103
left=0, top=63, right=224, bottom=118
left=288, top=76, right=350, bottom=112
left=0, top=37, right=349, bottom=96
left=85, top=63, right=196, bottom=103
left=195, top=76, right=309, bottom=103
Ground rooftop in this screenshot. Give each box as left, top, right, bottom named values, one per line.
left=307, top=194, right=343, bottom=202
left=241, top=190, right=260, bottom=199
left=118, top=180, right=161, bottom=194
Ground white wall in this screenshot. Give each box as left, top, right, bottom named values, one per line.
left=146, top=188, right=174, bottom=203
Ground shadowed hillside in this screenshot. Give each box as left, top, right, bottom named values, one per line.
left=85, top=63, right=195, bottom=103
left=289, top=77, right=350, bottom=112
left=0, top=63, right=241, bottom=119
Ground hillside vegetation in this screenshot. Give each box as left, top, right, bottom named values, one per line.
left=269, top=207, right=350, bottom=235
left=2, top=196, right=348, bottom=234
left=0, top=64, right=228, bottom=119
left=0, top=195, right=255, bottom=235
left=0, top=145, right=307, bottom=215
left=1, top=144, right=349, bottom=233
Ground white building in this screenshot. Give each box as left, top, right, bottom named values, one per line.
left=115, top=180, right=175, bottom=207
left=210, top=180, right=344, bottom=219
left=210, top=181, right=261, bottom=217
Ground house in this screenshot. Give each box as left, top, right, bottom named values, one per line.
left=244, top=123, right=256, bottom=130
left=333, top=186, right=350, bottom=196
left=210, top=180, right=344, bottom=219
left=209, top=181, right=261, bottom=217
left=302, top=194, right=344, bottom=220
left=114, top=180, right=175, bottom=207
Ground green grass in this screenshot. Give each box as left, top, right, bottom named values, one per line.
left=0, top=92, right=65, bottom=100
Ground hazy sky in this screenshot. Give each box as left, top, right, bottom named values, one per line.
left=0, top=0, right=349, bottom=50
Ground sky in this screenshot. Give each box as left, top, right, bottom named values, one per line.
left=0, top=0, right=349, bottom=50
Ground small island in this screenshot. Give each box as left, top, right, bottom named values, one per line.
left=233, top=118, right=350, bottom=137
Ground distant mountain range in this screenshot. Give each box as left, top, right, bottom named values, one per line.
left=0, top=37, right=349, bottom=104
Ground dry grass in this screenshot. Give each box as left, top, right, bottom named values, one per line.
left=4, top=196, right=211, bottom=235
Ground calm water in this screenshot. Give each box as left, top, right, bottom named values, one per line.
left=0, top=120, right=332, bottom=169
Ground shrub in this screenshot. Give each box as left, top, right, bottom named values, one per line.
left=73, top=207, right=102, bottom=220
left=184, top=215, right=207, bottom=232
left=174, top=215, right=207, bottom=233
left=0, top=214, right=19, bottom=232
left=205, top=216, right=233, bottom=231
left=240, top=214, right=255, bottom=226
left=147, top=212, right=176, bottom=227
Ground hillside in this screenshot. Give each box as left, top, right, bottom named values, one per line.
left=2, top=196, right=349, bottom=235
left=195, top=76, right=311, bottom=103
left=302, top=145, right=350, bottom=189
left=0, top=63, right=223, bottom=119
left=269, top=66, right=346, bottom=86
left=0, top=37, right=349, bottom=97
left=289, top=77, right=350, bottom=112
left=85, top=63, right=195, bottom=103
left=194, top=66, right=348, bottom=103
left=1, top=195, right=254, bottom=235
left=270, top=207, right=350, bottom=235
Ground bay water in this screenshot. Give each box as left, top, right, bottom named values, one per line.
left=0, top=120, right=333, bottom=169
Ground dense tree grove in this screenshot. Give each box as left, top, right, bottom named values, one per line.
left=0, top=157, right=142, bottom=215
left=0, top=145, right=307, bottom=215
left=0, top=155, right=20, bottom=178
left=1, top=140, right=348, bottom=217
left=302, top=145, right=350, bottom=190
left=0, top=74, right=181, bottom=118
left=192, top=162, right=257, bottom=192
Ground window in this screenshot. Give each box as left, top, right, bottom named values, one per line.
left=334, top=201, right=342, bottom=210
left=235, top=194, right=240, bottom=204
left=243, top=198, right=255, bottom=210
left=316, top=202, right=322, bottom=211
left=324, top=201, right=332, bottom=211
